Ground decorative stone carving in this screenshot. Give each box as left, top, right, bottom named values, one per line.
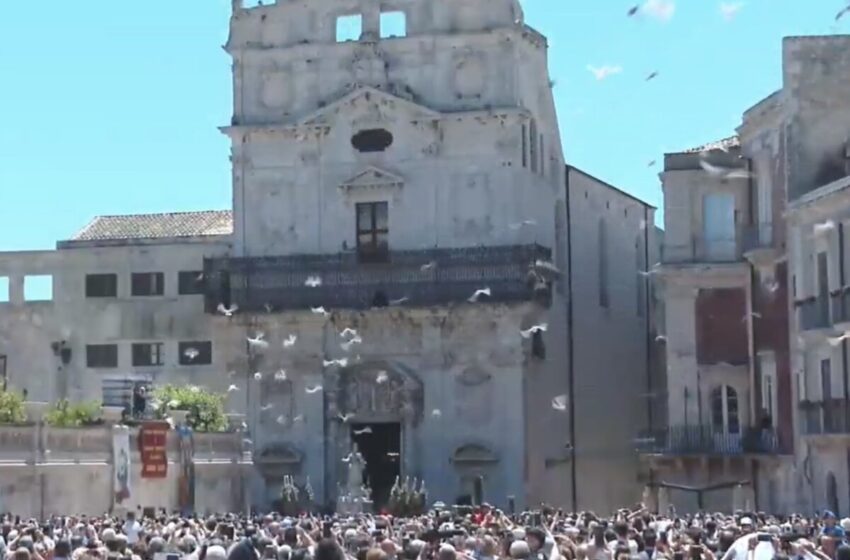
left=453, top=55, right=486, bottom=98
left=451, top=443, right=498, bottom=465
left=260, top=379, right=294, bottom=425
left=457, top=365, right=493, bottom=387
left=335, top=365, right=423, bottom=422
left=340, top=167, right=404, bottom=193
left=261, top=70, right=293, bottom=110
left=455, top=366, right=494, bottom=424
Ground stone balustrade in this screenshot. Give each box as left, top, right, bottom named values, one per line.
left=0, top=406, right=254, bottom=517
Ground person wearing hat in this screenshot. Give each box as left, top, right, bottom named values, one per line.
left=822, top=511, right=846, bottom=540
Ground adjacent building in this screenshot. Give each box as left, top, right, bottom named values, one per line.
left=0, top=0, right=657, bottom=513
left=785, top=35, right=850, bottom=517
left=649, top=34, right=850, bottom=514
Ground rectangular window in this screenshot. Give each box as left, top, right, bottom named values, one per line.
left=0, top=354, right=6, bottom=391
left=821, top=357, right=834, bottom=431
left=178, top=271, right=205, bottom=295
left=178, top=341, right=212, bottom=366
left=86, top=344, right=119, bottom=369
left=0, top=277, right=8, bottom=303
left=702, top=193, right=736, bottom=260
left=821, top=358, right=833, bottom=400
left=599, top=219, right=609, bottom=308
left=521, top=125, right=528, bottom=168
left=132, top=343, right=164, bottom=367
left=85, top=274, right=117, bottom=298
left=356, top=202, right=389, bottom=263
left=379, top=11, right=406, bottom=38
left=336, top=14, right=362, bottom=42
left=636, top=238, right=645, bottom=317
left=101, top=378, right=149, bottom=411
left=818, top=251, right=829, bottom=321
left=24, top=275, right=53, bottom=302
left=539, top=134, right=545, bottom=176
left=529, top=120, right=538, bottom=173
left=759, top=352, right=777, bottom=425
left=131, top=272, right=165, bottom=297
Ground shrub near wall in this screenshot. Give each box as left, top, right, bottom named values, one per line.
left=153, top=385, right=227, bottom=432
left=44, top=400, right=103, bottom=427
left=0, top=391, right=26, bottom=424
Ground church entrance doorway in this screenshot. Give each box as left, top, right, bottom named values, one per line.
left=351, top=422, right=401, bottom=510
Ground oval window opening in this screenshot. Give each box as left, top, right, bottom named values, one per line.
left=351, top=129, right=393, bottom=152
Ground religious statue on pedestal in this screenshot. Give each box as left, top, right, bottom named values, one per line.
left=345, top=443, right=367, bottom=494
left=337, top=442, right=372, bottom=514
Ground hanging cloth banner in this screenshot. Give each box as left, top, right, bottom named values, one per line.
left=113, top=426, right=132, bottom=504
left=177, top=425, right=195, bottom=513
left=139, top=421, right=170, bottom=478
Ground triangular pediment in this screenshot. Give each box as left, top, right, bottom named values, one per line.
left=340, top=166, right=404, bottom=192
left=298, top=85, right=441, bottom=126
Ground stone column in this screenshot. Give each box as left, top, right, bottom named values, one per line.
left=642, top=485, right=659, bottom=513
left=664, top=284, right=700, bottom=425
left=732, top=484, right=744, bottom=512
left=9, top=275, right=24, bottom=306
left=360, top=1, right=380, bottom=39
left=658, top=486, right=671, bottom=514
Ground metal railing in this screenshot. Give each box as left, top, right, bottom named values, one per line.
left=636, top=425, right=779, bottom=455
left=797, top=297, right=831, bottom=330
left=799, top=399, right=850, bottom=435
left=662, top=223, right=773, bottom=265
left=203, top=244, right=553, bottom=313
left=832, top=291, right=850, bottom=324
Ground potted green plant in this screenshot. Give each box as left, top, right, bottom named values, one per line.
left=152, top=385, right=227, bottom=432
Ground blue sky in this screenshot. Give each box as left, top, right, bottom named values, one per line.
left=0, top=0, right=843, bottom=251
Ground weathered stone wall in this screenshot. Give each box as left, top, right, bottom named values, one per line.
left=783, top=36, right=850, bottom=200
left=0, top=424, right=248, bottom=518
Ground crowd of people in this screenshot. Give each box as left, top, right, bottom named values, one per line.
left=2, top=504, right=850, bottom=560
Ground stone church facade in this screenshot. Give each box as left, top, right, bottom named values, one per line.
left=0, top=0, right=658, bottom=514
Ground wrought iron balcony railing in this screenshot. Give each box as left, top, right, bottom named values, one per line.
left=203, top=244, right=553, bottom=313
left=797, top=297, right=831, bottom=331
left=831, top=290, right=850, bottom=325
left=800, top=399, right=850, bottom=436
left=661, top=223, right=773, bottom=265
left=636, top=425, right=779, bottom=456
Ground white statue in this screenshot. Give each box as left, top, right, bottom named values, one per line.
left=345, top=442, right=367, bottom=496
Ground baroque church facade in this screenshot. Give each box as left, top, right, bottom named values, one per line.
left=0, top=0, right=658, bottom=513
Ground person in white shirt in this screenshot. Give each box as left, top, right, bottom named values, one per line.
left=123, top=512, right=141, bottom=546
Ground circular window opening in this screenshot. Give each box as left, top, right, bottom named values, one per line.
left=351, top=129, right=394, bottom=153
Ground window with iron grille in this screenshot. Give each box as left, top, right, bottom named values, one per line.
left=178, top=341, right=212, bottom=366
left=86, top=274, right=118, bottom=298
left=132, top=343, right=164, bottom=367
left=356, top=202, right=389, bottom=263
left=86, top=344, right=118, bottom=369
left=131, top=272, right=165, bottom=297
left=178, top=271, right=205, bottom=295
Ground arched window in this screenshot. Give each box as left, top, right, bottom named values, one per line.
left=711, top=385, right=740, bottom=434
left=827, top=472, right=839, bottom=516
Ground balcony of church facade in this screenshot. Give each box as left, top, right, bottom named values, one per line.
left=203, top=244, right=553, bottom=313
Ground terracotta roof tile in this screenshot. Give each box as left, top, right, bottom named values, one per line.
left=70, top=210, right=233, bottom=242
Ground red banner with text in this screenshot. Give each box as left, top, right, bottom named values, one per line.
left=139, top=421, right=169, bottom=478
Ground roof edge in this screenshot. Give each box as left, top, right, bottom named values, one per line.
left=565, top=164, right=657, bottom=209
